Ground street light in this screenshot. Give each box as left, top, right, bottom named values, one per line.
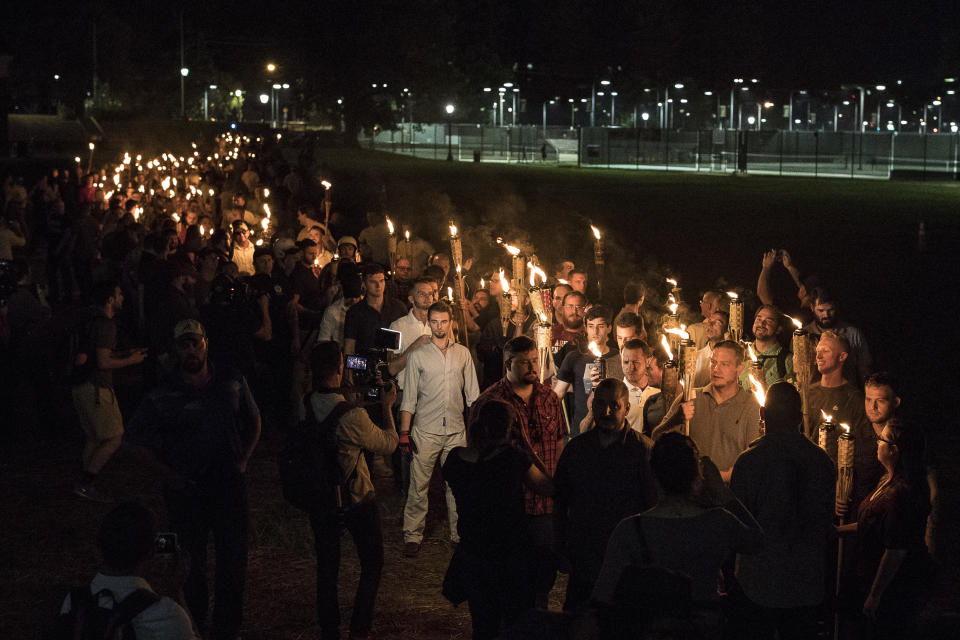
left=266, top=63, right=276, bottom=72
left=180, top=67, right=189, bottom=118
left=204, top=84, right=218, bottom=121
left=445, top=103, right=455, bottom=161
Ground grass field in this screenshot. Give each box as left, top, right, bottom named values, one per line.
left=3, top=147, right=958, bottom=639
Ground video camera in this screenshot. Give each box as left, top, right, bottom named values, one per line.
left=345, top=327, right=401, bottom=402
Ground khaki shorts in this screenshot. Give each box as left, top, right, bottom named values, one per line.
left=71, top=382, right=124, bottom=441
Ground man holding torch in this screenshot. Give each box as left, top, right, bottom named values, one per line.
left=738, top=305, right=793, bottom=392
left=554, top=305, right=618, bottom=437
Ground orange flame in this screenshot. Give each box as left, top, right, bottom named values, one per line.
left=449, top=223, right=458, bottom=237
left=386, top=217, right=394, bottom=234
left=748, top=374, right=766, bottom=407
left=747, top=344, right=758, bottom=362
left=660, top=335, right=674, bottom=360
left=588, top=341, right=602, bottom=358
left=527, top=261, right=547, bottom=286
left=404, top=230, right=410, bottom=241
left=666, top=277, right=678, bottom=287
left=590, top=225, right=601, bottom=240
left=785, top=314, right=803, bottom=329
left=321, top=180, right=332, bottom=190
left=821, top=410, right=833, bottom=422
left=665, top=326, right=690, bottom=340
left=727, top=291, right=739, bottom=299
left=840, top=423, right=851, bottom=434
left=499, top=269, right=510, bottom=293
left=263, top=203, right=271, bottom=218
left=504, top=243, right=521, bottom=256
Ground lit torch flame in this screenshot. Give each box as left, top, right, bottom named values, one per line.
left=660, top=335, right=674, bottom=361
left=261, top=218, right=269, bottom=232
left=538, top=311, right=548, bottom=323
left=172, top=213, right=180, bottom=223
left=747, top=344, right=758, bottom=362
left=588, top=341, right=602, bottom=358
left=199, top=224, right=204, bottom=235
left=456, top=264, right=462, bottom=275
left=209, top=188, right=215, bottom=197
left=590, top=225, right=601, bottom=240
left=499, top=269, right=510, bottom=293
left=449, top=223, right=457, bottom=237
left=321, top=180, right=332, bottom=190
left=665, top=326, right=690, bottom=340
left=447, top=286, right=454, bottom=301
left=504, top=243, right=520, bottom=256
left=821, top=410, right=833, bottom=422
left=263, top=187, right=269, bottom=199
left=263, top=203, right=271, bottom=218
left=748, top=374, right=766, bottom=407
left=785, top=314, right=803, bottom=330
left=313, top=257, right=320, bottom=267
left=386, top=217, right=394, bottom=235
left=527, top=262, right=547, bottom=286
left=840, top=423, right=851, bottom=435
left=404, top=230, right=410, bottom=241
left=727, top=291, right=739, bottom=299
left=480, top=278, right=485, bottom=289
left=666, top=277, right=678, bottom=287
left=668, top=301, right=679, bottom=315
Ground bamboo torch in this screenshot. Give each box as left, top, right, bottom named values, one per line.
left=401, top=229, right=412, bottom=263
left=788, top=315, right=817, bottom=437
left=386, top=217, right=397, bottom=272
left=535, top=312, right=552, bottom=383
left=666, top=277, right=681, bottom=308
left=747, top=344, right=765, bottom=388
left=659, top=335, right=680, bottom=410
left=591, top=224, right=604, bottom=299
left=818, top=410, right=839, bottom=465
left=834, top=422, right=855, bottom=640
left=748, top=374, right=767, bottom=437
left=504, top=243, right=525, bottom=301
left=588, top=341, right=606, bottom=393
left=498, top=269, right=512, bottom=336
left=527, top=262, right=550, bottom=320
left=727, top=291, right=743, bottom=343
left=321, top=180, right=332, bottom=227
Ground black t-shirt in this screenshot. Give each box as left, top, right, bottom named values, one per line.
left=558, top=347, right=620, bottom=436
left=343, top=296, right=407, bottom=356
left=443, top=445, right=532, bottom=558
left=91, top=310, right=116, bottom=388
left=291, top=262, right=325, bottom=312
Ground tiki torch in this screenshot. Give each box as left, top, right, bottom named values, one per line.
left=666, top=277, right=681, bottom=308
left=591, top=224, right=604, bottom=299
left=834, top=422, right=854, bottom=640
left=789, top=315, right=817, bottom=437
left=727, top=291, right=743, bottom=343
left=321, top=180, right=332, bottom=227
left=659, top=335, right=680, bottom=410
left=504, top=243, right=524, bottom=299
left=386, top=217, right=397, bottom=271
left=527, top=262, right=550, bottom=320
left=818, top=410, right=839, bottom=465
left=664, top=322, right=686, bottom=365
left=748, top=374, right=767, bottom=437
left=535, top=312, right=552, bottom=383
left=498, top=269, right=512, bottom=335
left=401, top=229, right=412, bottom=262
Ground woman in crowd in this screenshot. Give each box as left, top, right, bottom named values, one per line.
left=442, top=401, right=552, bottom=640
left=838, top=418, right=932, bottom=639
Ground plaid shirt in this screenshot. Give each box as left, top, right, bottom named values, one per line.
left=472, top=378, right=565, bottom=515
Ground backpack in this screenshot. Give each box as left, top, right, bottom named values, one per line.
left=278, top=395, right=356, bottom=513
left=55, top=306, right=99, bottom=385
left=49, top=586, right=159, bottom=640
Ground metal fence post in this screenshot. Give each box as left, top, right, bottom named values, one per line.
left=696, top=129, right=701, bottom=171
left=577, top=126, right=582, bottom=169
left=814, top=131, right=819, bottom=177
left=779, top=131, right=784, bottom=176
left=922, top=133, right=927, bottom=181
left=636, top=126, right=640, bottom=170
left=850, top=132, right=855, bottom=178
left=665, top=127, right=670, bottom=170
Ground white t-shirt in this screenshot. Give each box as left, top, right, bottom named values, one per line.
left=60, top=573, right=198, bottom=640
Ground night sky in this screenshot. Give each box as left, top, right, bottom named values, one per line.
left=5, top=1, right=959, bottom=121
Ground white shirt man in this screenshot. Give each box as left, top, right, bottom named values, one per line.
left=399, top=303, right=479, bottom=556
left=387, top=278, right=438, bottom=390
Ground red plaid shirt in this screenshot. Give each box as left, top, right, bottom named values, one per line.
left=472, top=378, right=565, bottom=515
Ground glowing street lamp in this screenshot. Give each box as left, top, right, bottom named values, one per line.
left=445, top=104, right=456, bottom=161
left=266, top=62, right=276, bottom=72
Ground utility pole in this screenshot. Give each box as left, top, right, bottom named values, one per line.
left=179, top=10, right=185, bottom=118
left=91, top=19, right=98, bottom=112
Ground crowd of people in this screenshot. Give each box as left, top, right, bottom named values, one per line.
left=0, top=132, right=939, bottom=640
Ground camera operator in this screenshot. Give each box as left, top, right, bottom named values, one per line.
left=57, top=501, right=199, bottom=639
left=305, top=341, right=399, bottom=640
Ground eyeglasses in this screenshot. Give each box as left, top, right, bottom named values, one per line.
left=564, top=304, right=586, bottom=312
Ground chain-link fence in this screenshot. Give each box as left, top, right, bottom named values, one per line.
left=359, top=124, right=960, bottom=179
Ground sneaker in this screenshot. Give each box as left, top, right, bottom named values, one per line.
left=403, top=541, right=421, bottom=557
left=73, top=485, right=114, bottom=503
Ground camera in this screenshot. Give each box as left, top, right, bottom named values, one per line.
left=154, top=532, right=179, bottom=554
left=349, top=328, right=401, bottom=402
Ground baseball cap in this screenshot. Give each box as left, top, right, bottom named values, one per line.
left=173, top=319, right=206, bottom=340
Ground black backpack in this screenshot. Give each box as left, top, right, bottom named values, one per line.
left=278, top=395, right=355, bottom=513
left=49, top=587, right=160, bottom=640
